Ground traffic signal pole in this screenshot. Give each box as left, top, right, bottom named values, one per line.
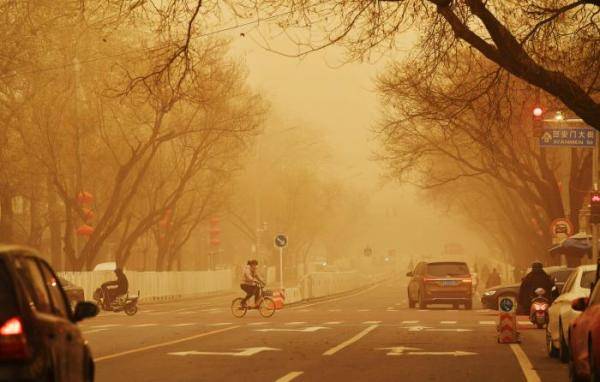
left=593, top=136, right=599, bottom=269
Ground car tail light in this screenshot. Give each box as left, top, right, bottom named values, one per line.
left=0, top=317, right=30, bottom=360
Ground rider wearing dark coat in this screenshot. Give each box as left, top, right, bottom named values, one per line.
left=518, top=262, right=556, bottom=314
left=101, top=268, right=129, bottom=307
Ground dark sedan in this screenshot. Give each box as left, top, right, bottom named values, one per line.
left=481, top=266, right=574, bottom=310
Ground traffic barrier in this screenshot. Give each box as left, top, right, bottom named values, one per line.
left=497, top=295, right=519, bottom=343
left=59, top=269, right=233, bottom=303
left=271, top=289, right=285, bottom=310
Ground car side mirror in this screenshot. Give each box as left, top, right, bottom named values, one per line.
left=73, top=301, right=99, bottom=322
left=406, top=272, right=413, bottom=277
left=571, top=297, right=589, bottom=312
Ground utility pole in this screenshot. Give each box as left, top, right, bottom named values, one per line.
left=593, top=134, right=599, bottom=269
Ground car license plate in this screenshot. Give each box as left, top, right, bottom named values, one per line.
left=441, top=280, right=459, bottom=286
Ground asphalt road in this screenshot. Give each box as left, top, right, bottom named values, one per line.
left=79, top=278, right=570, bottom=382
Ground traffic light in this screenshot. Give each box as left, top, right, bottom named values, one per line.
left=591, top=192, right=600, bottom=224
left=532, top=106, right=544, bottom=137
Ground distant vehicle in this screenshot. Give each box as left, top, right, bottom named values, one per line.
left=569, top=281, right=600, bottom=382
left=0, top=246, right=98, bottom=381
left=546, top=264, right=596, bottom=362
left=481, top=267, right=574, bottom=310
left=406, top=261, right=473, bottom=309
left=58, top=277, right=85, bottom=312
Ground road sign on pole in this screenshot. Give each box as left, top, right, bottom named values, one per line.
left=539, top=128, right=596, bottom=147
left=274, top=234, right=287, bottom=290
left=550, top=218, right=574, bottom=244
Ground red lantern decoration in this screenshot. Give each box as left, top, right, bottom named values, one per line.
left=76, top=224, right=94, bottom=236
left=209, top=216, right=220, bottom=247
left=76, top=191, right=94, bottom=205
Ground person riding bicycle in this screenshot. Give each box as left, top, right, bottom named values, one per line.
left=240, top=259, right=264, bottom=308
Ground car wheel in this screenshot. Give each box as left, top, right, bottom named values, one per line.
left=559, top=322, right=570, bottom=363
left=418, top=291, right=427, bottom=309
left=546, top=325, right=559, bottom=358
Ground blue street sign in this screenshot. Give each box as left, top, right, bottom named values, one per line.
left=539, top=128, right=596, bottom=147
left=274, top=234, right=288, bottom=248
left=499, top=298, right=514, bottom=313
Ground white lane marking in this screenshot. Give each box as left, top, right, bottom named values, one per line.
left=378, top=347, right=477, bottom=356
left=440, top=321, right=457, bottom=324
left=209, top=322, right=233, bottom=326
left=323, top=321, right=343, bottom=325
left=95, top=326, right=239, bottom=362
left=298, top=309, right=313, bottom=312
left=169, top=347, right=280, bottom=357
left=477, top=309, right=490, bottom=313
left=328, top=309, right=341, bottom=312
left=427, top=328, right=472, bottom=332
left=256, top=326, right=330, bottom=333
left=82, top=329, right=108, bottom=334
left=171, top=323, right=196, bottom=327
left=178, top=311, right=199, bottom=315
left=292, top=283, right=380, bottom=309
left=418, top=310, right=427, bottom=312
left=479, top=321, right=496, bottom=325
left=510, top=344, right=542, bottom=382
left=90, top=324, right=120, bottom=329
left=199, top=308, right=220, bottom=312
left=518, top=321, right=532, bottom=326
left=323, top=325, right=379, bottom=356
left=363, top=321, right=382, bottom=324
left=357, top=309, right=371, bottom=312
left=386, top=309, right=398, bottom=312
left=130, top=324, right=158, bottom=328
left=402, top=325, right=432, bottom=332
left=402, top=320, right=419, bottom=324
left=285, top=322, right=307, bottom=326
left=275, top=371, right=304, bottom=382
left=248, top=322, right=269, bottom=326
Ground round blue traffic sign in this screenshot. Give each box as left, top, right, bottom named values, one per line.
left=499, top=298, right=514, bottom=312
left=275, top=234, right=288, bottom=248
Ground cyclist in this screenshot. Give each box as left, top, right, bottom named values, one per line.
left=240, top=259, right=265, bottom=308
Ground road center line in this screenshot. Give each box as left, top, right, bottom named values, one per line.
left=275, top=371, right=304, bottom=382
left=509, top=344, right=542, bottom=382
left=94, top=326, right=239, bottom=362
left=323, top=325, right=379, bottom=356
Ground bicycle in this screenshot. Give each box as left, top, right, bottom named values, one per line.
left=231, top=283, right=276, bottom=318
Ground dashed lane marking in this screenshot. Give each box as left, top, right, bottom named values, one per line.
left=82, top=329, right=108, bottom=335
left=357, top=309, right=371, bottom=312
left=171, top=323, right=196, bottom=327
left=285, top=322, right=307, bottom=326
left=209, top=322, right=233, bottom=326
left=402, top=320, right=419, bottom=324
left=323, top=325, right=379, bottom=356
left=479, top=321, right=496, bottom=325
left=130, top=324, right=158, bottom=328
left=275, top=371, right=304, bottom=382
left=363, top=321, right=382, bottom=324
left=518, top=321, right=533, bottom=326
left=440, top=321, right=457, bottom=324
left=323, top=321, right=343, bottom=325
left=298, top=309, right=313, bottom=312
left=248, top=322, right=269, bottom=326
left=328, top=309, right=341, bottom=312
left=95, top=326, right=240, bottom=362
left=90, top=324, right=121, bottom=329
left=510, top=344, right=542, bottom=382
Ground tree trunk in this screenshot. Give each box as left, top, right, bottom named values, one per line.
left=0, top=187, right=14, bottom=243
left=47, top=178, right=63, bottom=269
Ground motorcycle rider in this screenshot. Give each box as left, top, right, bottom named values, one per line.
left=101, top=268, right=129, bottom=309
left=518, top=261, right=556, bottom=314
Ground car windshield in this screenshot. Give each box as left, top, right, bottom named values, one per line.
left=580, top=271, right=596, bottom=289
left=0, top=259, right=18, bottom=321
left=551, top=269, right=573, bottom=283
left=426, top=263, right=470, bottom=277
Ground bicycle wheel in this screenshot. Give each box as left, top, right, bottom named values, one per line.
left=259, top=297, right=276, bottom=318
left=231, top=298, right=247, bottom=318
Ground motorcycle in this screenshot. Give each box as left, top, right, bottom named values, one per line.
left=93, top=288, right=140, bottom=316
left=529, top=287, right=550, bottom=329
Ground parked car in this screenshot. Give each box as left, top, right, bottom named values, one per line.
left=481, top=266, right=574, bottom=310
left=546, top=265, right=596, bottom=362
left=407, top=261, right=472, bottom=309
left=0, top=246, right=98, bottom=382
left=58, top=277, right=85, bottom=312
left=569, top=280, right=600, bottom=382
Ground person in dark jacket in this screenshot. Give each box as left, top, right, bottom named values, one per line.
left=518, top=262, right=556, bottom=314
left=101, top=268, right=129, bottom=308
left=486, top=268, right=502, bottom=288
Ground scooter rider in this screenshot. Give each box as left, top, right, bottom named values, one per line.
left=101, top=268, right=129, bottom=308
left=518, top=261, right=556, bottom=314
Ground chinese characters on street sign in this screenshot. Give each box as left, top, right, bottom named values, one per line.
left=539, top=128, right=596, bottom=147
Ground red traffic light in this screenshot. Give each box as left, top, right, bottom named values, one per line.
left=533, top=107, right=543, bottom=117
left=592, top=192, right=600, bottom=203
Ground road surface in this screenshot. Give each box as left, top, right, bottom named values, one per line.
left=80, top=278, right=569, bottom=381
